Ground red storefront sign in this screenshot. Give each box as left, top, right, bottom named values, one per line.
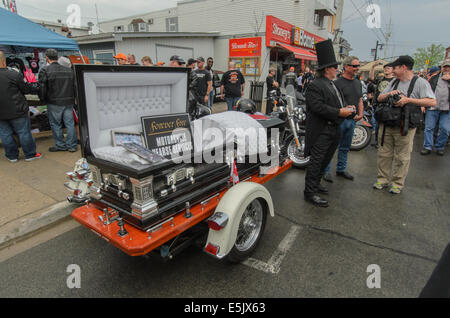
left=229, top=37, right=262, bottom=57
left=265, top=16, right=325, bottom=51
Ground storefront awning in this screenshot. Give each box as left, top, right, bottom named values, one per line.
left=277, top=43, right=317, bottom=61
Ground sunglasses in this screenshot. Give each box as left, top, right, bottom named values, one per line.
left=347, top=64, right=360, bottom=68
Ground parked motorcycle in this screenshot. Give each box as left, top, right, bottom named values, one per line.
left=267, top=85, right=310, bottom=168
left=188, top=90, right=212, bottom=120
left=350, top=93, right=372, bottom=151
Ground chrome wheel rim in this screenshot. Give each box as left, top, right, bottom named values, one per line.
left=352, top=126, right=368, bottom=148
left=287, top=138, right=310, bottom=165
left=235, top=199, right=264, bottom=252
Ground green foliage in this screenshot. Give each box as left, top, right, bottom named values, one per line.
left=412, top=44, right=445, bottom=70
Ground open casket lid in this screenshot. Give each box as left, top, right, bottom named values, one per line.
left=73, top=64, right=190, bottom=177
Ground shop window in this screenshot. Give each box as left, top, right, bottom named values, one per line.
left=228, top=57, right=261, bottom=77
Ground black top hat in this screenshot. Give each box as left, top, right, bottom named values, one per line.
left=315, top=39, right=338, bottom=70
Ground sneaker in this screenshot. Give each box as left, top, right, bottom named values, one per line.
left=25, top=153, right=43, bottom=161
left=389, top=186, right=401, bottom=194
left=7, top=158, right=18, bottom=163
left=373, top=182, right=387, bottom=190
left=420, top=148, right=431, bottom=155
left=436, top=150, right=445, bottom=156
left=68, top=148, right=78, bottom=152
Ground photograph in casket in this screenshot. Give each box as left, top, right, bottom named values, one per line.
left=72, top=64, right=289, bottom=236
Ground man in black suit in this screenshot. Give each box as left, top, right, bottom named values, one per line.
left=304, top=40, right=356, bottom=207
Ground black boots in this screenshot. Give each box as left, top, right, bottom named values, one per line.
left=304, top=193, right=329, bottom=207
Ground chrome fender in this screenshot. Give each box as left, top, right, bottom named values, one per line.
left=205, top=182, right=274, bottom=259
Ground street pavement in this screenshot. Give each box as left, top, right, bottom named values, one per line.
left=0, top=130, right=448, bottom=298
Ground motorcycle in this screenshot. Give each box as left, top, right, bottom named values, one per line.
left=350, top=93, right=373, bottom=151
left=267, top=85, right=310, bottom=168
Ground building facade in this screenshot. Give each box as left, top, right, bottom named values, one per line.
left=76, top=32, right=217, bottom=66
left=92, top=0, right=350, bottom=96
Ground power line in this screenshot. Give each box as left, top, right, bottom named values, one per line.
left=342, top=2, right=366, bottom=21
left=349, top=0, right=383, bottom=42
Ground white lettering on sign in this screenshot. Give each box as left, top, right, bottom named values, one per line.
left=299, top=29, right=316, bottom=49
left=231, top=41, right=257, bottom=50
left=272, top=23, right=291, bottom=42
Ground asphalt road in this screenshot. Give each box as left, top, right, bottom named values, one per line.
left=0, top=135, right=449, bottom=298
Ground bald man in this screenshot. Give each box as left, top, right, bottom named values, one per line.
left=0, top=51, right=41, bottom=162
left=220, top=62, right=245, bottom=111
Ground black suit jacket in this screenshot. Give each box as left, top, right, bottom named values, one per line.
left=304, top=76, right=345, bottom=156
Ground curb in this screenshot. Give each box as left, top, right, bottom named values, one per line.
left=0, top=201, right=77, bottom=250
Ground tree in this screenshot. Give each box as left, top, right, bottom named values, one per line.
left=413, top=44, right=445, bottom=70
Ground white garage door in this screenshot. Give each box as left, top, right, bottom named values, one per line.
left=155, top=44, right=194, bottom=64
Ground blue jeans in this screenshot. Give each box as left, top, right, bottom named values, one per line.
left=325, top=118, right=356, bottom=173
left=208, top=90, right=215, bottom=109
left=424, top=110, right=450, bottom=151
left=0, top=116, right=37, bottom=160
left=226, top=97, right=241, bottom=111
left=47, top=104, right=77, bottom=150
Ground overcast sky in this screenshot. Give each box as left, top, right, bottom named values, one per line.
left=341, top=0, right=450, bottom=62
left=12, top=0, right=450, bottom=62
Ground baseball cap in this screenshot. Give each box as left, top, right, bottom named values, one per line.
left=427, top=66, right=440, bottom=74
left=386, top=55, right=414, bottom=68
left=187, top=58, right=196, bottom=66
left=289, top=67, right=295, bottom=72
left=170, top=55, right=186, bottom=64
left=196, top=57, right=205, bottom=63
left=113, top=53, right=127, bottom=60
left=442, top=59, right=450, bottom=67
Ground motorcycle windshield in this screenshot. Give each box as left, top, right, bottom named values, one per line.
left=285, top=84, right=297, bottom=112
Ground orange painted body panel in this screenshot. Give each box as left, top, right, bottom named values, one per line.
left=71, top=160, right=292, bottom=256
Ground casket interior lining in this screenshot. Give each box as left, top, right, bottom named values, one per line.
left=83, top=72, right=188, bottom=152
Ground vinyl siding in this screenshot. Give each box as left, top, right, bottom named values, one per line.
left=178, top=0, right=306, bottom=35
left=114, top=37, right=214, bottom=65
left=99, top=8, right=178, bottom=33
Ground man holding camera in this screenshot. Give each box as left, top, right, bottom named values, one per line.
left=421, top=59, right=450, bottom=156
left=375, top=56, right=436, bottom=194
left=304, top=40, right=356, bottom=207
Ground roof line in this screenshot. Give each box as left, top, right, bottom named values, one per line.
left=98, top=7, right=177, bottom=24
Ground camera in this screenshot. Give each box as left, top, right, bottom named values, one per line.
left=346, top=106, right=357, bottom=119
left=392, top=93, right=402, bottom=103
left=386, top=93, right=404, bottom=107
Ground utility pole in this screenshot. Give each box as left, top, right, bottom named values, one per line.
left=373, top=40, right=384, bottom=61
left=95, top=3, right=100, bottom=26
left=384, top=17, right=392, bottom=59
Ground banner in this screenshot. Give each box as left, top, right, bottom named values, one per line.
left=229, top=37, right=262, bottom=57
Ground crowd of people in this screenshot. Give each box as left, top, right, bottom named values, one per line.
left=301, top=39, right=448, bottom=208
left=111, top=52, right=248, bottom=112
left=1, top=46, right=448, bottom=192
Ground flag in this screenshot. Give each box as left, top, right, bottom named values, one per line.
left=230, top=158, right=239, bottom=185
